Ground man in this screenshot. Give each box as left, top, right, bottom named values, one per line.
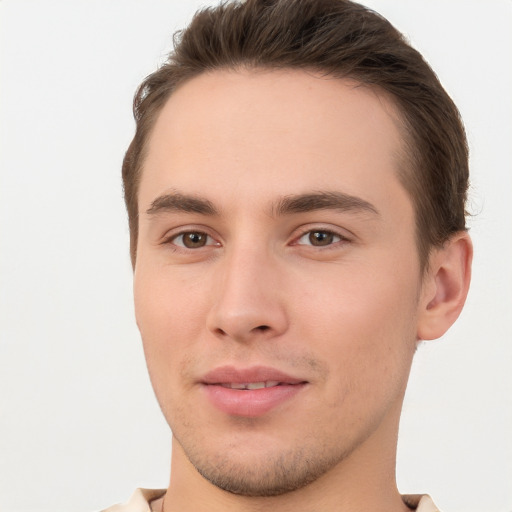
left=107, top=0, right=472, bottom=510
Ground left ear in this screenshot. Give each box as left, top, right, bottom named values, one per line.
left=417, top=232, right=473, bottom=341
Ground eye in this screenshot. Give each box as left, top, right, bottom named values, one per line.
left=170, top=231, right=217, bottom=249
left=296, top=229, right=343, bottom=247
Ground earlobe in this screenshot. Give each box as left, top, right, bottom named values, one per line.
left=417, top=232, right=473, bottom=341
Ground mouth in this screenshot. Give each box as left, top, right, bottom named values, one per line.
left=200, top=366, right=308, bottom=417
left=218, top=381, right=283, bottom=390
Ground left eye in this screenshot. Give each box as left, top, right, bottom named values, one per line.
left=171, top=231, right=216, bottom=249
left=296, top=230, right=342, bottom=247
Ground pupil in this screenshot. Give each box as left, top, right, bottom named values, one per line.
left=310, top=231, right=333, bottom=246
left=185, top=232, right=205, bottom=248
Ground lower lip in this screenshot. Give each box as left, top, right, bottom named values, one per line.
left=202, top=383, right=306, bottom=417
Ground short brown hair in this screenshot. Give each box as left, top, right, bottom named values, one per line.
left=122, top=0, right=469, bottom=268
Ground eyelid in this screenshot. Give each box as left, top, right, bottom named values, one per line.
left=291, top=225, right=352, bottom=247
left=160, top=226, right=221, bottom=248
left=172, top=232, right=217, bottom=248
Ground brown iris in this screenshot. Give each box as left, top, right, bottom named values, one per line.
left=182, top=232, right=208, bottom=248
left=308, top=231, right=336, bottom=246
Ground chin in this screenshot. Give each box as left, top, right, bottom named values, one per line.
left=175, top=432, right=348, bottom=497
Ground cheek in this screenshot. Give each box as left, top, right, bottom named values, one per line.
left=133, top=266, right=215, bottom=424
left=294, top=262, right=419, bottom=393
left=133, top=266, right=210, bottom=377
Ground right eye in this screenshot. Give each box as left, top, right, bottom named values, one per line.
left=168, top=231, right=218, bottom=249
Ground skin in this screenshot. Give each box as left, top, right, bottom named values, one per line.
left=134, top=69, right=472, bottom=512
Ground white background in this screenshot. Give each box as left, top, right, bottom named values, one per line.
left=1, top=1, right=511, bottom=511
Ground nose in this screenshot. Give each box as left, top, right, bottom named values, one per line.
left=206, top=244, right=289, bottom=343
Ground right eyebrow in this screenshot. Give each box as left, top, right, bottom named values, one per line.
left=145, top=192, right=218, bottom=216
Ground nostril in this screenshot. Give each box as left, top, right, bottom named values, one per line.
left=256, top=325, right=270, bottom=332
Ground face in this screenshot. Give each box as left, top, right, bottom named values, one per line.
left=134, top=69, right=424, bottom=496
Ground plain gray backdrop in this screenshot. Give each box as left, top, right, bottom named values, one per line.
left=1, top=1, right=511, bottom=511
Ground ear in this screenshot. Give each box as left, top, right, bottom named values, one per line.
left=417, top=232, right=473, bottom=341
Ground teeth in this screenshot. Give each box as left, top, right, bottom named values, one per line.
left=230, top=382, right=251, bottom=390
left=246, top=382, right=266, bottom=390
left=221, top=381, right=281, bottom=390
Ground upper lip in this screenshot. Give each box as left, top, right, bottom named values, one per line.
left=201, top=365, right=307, bottom=385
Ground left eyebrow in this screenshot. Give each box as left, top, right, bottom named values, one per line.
left=272, top=191, right=380, bottom=217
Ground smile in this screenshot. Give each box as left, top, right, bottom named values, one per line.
left=201, top=366, right=308, bottom=417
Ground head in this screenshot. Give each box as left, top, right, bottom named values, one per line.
left=123, top=0, right=469, bottom=271
left=124, top=0, right=472, bottom=502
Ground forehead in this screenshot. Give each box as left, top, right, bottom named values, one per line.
left=139, top=68, right=410, bottom=218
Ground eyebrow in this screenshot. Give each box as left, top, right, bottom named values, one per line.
left=146, top=192, right=218, bottom=216
left=273, top=191, right=379, bottom=217
left=145, top=190, right=379, bottom=218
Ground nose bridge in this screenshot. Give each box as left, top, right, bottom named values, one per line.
left=207, top=235, right=287, bottom=341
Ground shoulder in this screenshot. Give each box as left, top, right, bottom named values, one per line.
left=403, top=494, right=442, bottom=512
left=101, top=489, right=166, bottom=512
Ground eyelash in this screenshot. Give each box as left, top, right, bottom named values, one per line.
left=163, top=231, right=218, bottom=250
left=293, top=228, right=350, bottom=249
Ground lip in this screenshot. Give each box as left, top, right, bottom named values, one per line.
left=201, top=365, right=308, bottom=417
